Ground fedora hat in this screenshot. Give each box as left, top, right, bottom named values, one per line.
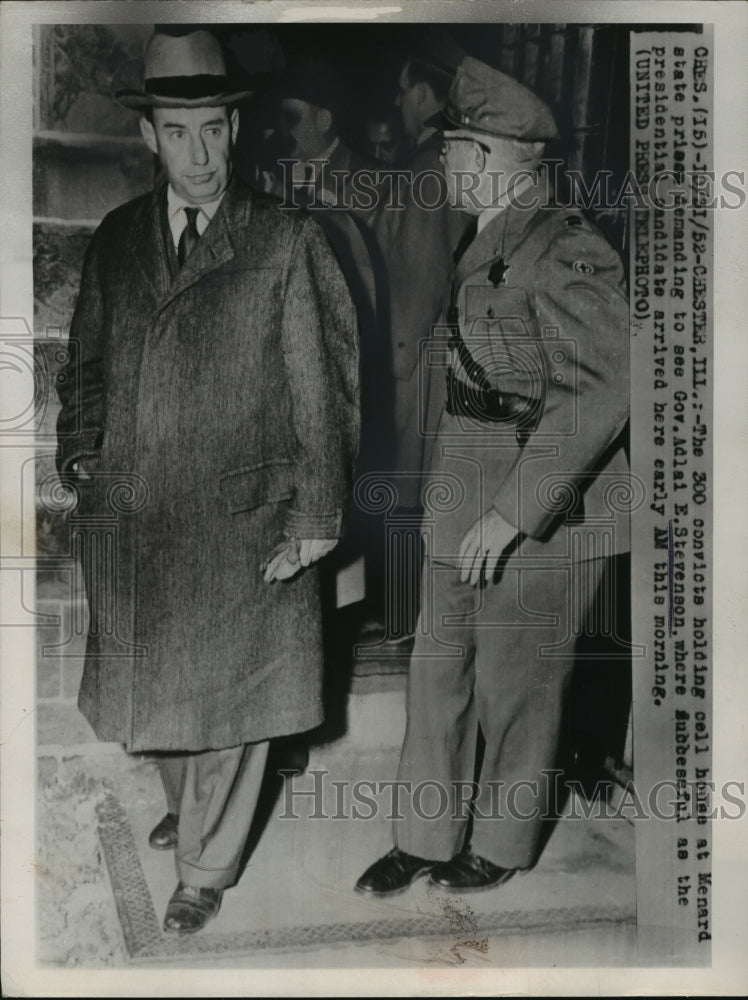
left=409, top=27, right=465, bottom=80
left=116, top=30, right=252, bottom=110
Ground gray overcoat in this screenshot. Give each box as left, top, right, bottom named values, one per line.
left=56, top=178, right=359, bottom=753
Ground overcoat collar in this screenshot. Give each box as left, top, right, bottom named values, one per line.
left=127, top=175, right=249, bottom=311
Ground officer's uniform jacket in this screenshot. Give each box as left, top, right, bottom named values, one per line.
left=423, top=173, right=630, bottom=564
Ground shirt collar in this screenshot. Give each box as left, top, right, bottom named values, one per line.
left=167, top=185, right=225, bottom=224
left=415, top=124, right=438, bottom=150
left=316, top=136, right=340, bottom=165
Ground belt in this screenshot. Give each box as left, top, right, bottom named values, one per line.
left=445, top=368, right=539, bottom=441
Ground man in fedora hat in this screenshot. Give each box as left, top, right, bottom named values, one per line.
left=56, top=28, right=359, bottom=933
left=356, top=56, right=629, bottom=894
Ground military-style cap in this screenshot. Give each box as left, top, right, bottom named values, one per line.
left=443, top=56, right=559, bottom=142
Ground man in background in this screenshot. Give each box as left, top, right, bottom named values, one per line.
left=362, top=99, right=405, bottom=166
left=371, top=30, right=470, bottom=641
left=253, top=62, right=395, bottom=637
left=267, top=61, right=379, bottom=214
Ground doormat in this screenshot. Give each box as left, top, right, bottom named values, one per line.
left=96, top=793, right=636, bottom=963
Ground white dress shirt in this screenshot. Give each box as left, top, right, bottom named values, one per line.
left=166, top=185, right=225, bottom=250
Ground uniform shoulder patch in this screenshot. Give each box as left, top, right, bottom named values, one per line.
left=572, top=259, right=595, bottom=275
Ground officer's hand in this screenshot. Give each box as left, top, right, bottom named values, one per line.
left=458, top=509, right=518, bottom=587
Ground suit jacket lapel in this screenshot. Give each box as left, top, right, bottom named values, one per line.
left=156, top=181, right=248, bottom=314
left=125, top=181, right=172, bottom=303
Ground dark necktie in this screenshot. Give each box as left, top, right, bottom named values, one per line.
left=452, top=216, right=478, bottom=267
left=177, top=207, right=201, bottom=267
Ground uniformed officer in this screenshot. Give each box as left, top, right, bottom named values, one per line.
left=356, top=57, right=630, bottom=894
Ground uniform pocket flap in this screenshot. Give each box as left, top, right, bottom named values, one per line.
left=219, top=460, right=295, bottom=514
left=465, top=285, right=533, bottom=336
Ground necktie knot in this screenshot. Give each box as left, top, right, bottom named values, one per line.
left=178, top=207, right=202, bottom=266
left=184, top=206, right=200, bottom=232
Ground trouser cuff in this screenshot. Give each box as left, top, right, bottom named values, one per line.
left=176, top=857, right=240, bottom=890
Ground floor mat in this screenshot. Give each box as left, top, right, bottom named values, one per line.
left=96, top=745, right=637, bottom=964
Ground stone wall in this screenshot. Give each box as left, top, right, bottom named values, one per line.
left=34, top=24, right=154, bottom=749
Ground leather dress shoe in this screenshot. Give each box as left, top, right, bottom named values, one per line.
left=429, top=848, right=517, bottom=893
left=355, top=847, right=436, bottom=896
left=275, top=737, right=309, bottom=777
left=148, top=812, right=178, bottom=850
left=163, top=882, right=223, bottom=934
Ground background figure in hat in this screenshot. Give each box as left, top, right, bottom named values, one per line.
left=249, top=60, right=396, bottom=632
left=56, top=29, right=359, bottom=933
left=260, top=60, right=379, bottom=212
left=357, top=56, right=629, bottom=894
left=367, top=29, right=471, bottom=643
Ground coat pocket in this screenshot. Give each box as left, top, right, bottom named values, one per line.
left=464, top=285, right=534, bottom=338
left=218, top=459, right=295, bottom=514
left=463, top=285, right=543, bottom=393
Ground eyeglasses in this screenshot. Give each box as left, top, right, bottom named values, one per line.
left=439, top=136, right=491, bottom=157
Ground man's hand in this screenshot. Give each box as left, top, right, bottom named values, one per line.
left=262, top=538, right=338, bottom=583
left=298, top=539, right=337, bottom=566
left=458, top=508, right=518, bottom=587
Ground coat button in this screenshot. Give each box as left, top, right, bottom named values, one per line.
left=397, top=341, right=405, bottom=348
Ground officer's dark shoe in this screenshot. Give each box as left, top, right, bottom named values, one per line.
left=355, top=847, right=436, bottom=896
left=163, top=882, right=223, bottom=934
left=148, top=812, right=178, bottom=850
left=429, top=848, right=517, bottom=893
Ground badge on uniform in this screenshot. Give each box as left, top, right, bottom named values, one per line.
left=488, top=257, right=510, bottom=287
left=573, top=259, right=595, bottom=275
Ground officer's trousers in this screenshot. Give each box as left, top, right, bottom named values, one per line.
left=395, top=554, right=607, bottom=869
